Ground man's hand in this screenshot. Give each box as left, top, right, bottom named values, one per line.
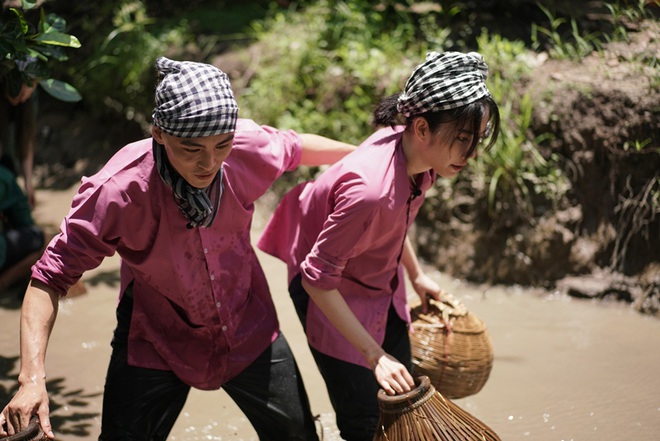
left=0, top=380, right=54, bottom=439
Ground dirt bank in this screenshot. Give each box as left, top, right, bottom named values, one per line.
left=414, top=20, right=659, bottom=316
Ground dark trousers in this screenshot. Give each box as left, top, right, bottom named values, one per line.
left=289, top=274, right=412, bottom=441
left=100, top=286, right=319, bottom=441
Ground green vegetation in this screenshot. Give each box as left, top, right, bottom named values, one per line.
left=0, top=0, right=81, bottom=102
left=50, top=0, right=276, bottom=127
left=40, top=0, right=656, bottom=214
left=239, top=1, right=575, bottom=223
left=531, top=1, right=660, bottom=62
left=531, top=4, right=605, bottom=60
left=50, top=1, right=195, bottom=126
left=240, top=0, right=420, bottom=145
left=33, top=0, right=660, bottom=284
left=471, top=32, right=568, bottom=222
left=605, top=0, right=660, bottom=42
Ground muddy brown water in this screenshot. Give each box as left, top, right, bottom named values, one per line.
left=1, top=187, right=659, bottom=440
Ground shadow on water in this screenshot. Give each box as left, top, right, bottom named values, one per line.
left=0, top=355, right=100, bottom=437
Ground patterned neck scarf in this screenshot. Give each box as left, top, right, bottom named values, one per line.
left=397, top=51, right=491, bottom=117
left=152, top=140, right=223, bottom=229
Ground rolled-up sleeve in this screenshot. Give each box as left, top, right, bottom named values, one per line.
left=300, top=176, right=384, bottom=290
left=32, top=178, right=130, bottom=295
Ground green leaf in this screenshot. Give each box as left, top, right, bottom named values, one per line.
left=38, top=78, right=82, bottom=102
left=488, top=167, right=503, bottom=214
left=39, top=6, right=47, bottom=34
left=33, top=31, right=81, bottom=48
left=20, top=0, right=38, bottom=10
left=31, top=44, right=69, bottom=62
left=40, top=11, right=67, bottom=34
left=22, top=59, right=48, bottom=78
left=46, top=13, right=68, bottom=33
left=8, top=8, right=29, bottom=35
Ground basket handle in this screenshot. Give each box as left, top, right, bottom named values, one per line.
left=412, top=293, right=467, bottom=326
left=429, top=292, right=467, bottom=318
left=1, top=416, right=45, bottom=441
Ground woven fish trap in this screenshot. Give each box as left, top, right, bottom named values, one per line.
left=410, top=296, right=494, bottom=399
left=373, top=376, right=501, bottom=441
left=1, top=416, right=47, bottom=441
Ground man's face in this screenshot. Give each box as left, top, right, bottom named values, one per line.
left=152, top=127, right=234, bottom=188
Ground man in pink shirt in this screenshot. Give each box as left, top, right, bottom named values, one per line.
left=258, top=51, right=501, bottom=440
left=0, top=57, right=354, bottom=440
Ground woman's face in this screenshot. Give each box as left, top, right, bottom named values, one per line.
left=427, top=113, right=490, bottom=178
left=152, top=127, right=234, bottom=188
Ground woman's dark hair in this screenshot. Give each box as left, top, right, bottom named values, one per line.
left=371, top=94, right=404, bottom=128
left=372, top=93, right=501, bottom=158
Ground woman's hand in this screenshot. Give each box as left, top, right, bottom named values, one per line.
left=411, top=272, right=449, bottom=313
left=401, top=236, right=450, bottom=312
left=302, top=279, right=416, bottom=396
left=370, top=351, right=415, bottom=396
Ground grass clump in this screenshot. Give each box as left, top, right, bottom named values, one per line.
left=239, top=0, right=421, bottom=145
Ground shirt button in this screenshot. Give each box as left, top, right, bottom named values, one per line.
left=221, top=325, right=227, bottom=331
left=210, top=275, right=215, bottom=281
left=204, top=248, right=208, bottom=254
left=216, top=301, right=221, bottom=308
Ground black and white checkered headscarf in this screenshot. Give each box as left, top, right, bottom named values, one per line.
left=152, top=57, right=239, bottom=138
left=397, top=51, right=490, bottom=118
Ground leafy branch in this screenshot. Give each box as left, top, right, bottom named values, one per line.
left=0, top=0, right=82, bottom=102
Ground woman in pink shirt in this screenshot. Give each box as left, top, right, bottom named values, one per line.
left=258, top=51, right=501, bottom=440
left=0, top=57, right=354, bottom=440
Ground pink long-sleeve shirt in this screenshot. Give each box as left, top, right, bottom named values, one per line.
left=258, top=126, right=434, bottom=368
left=32, top=119, right=302, bottom=390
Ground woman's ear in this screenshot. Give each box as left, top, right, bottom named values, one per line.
left=411, top=117, right=431, bottom=142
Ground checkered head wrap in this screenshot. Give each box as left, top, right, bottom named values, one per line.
left=152, top=57, right=239, bottom=137
left=397, top=51, right=490, bottom=118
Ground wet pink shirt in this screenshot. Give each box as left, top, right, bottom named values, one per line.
left=258, top=126, right=434, bottom=368
left=32, top=119, right=302, bottom=390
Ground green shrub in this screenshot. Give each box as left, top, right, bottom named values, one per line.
left=0, top=0, right=81, bottom=102
left=240, top=0, right=423, bottom=145
left=66, top=0, right=191, bottom=129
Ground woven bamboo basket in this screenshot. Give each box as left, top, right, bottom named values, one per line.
left=1, top=416, right=46, bottom=441
left=409, top=295, right=494, bottom=399
left=373, top=376, right=501, bottom=441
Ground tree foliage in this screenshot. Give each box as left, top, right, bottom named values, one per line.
left=0, top=0, right=81, bottom=101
